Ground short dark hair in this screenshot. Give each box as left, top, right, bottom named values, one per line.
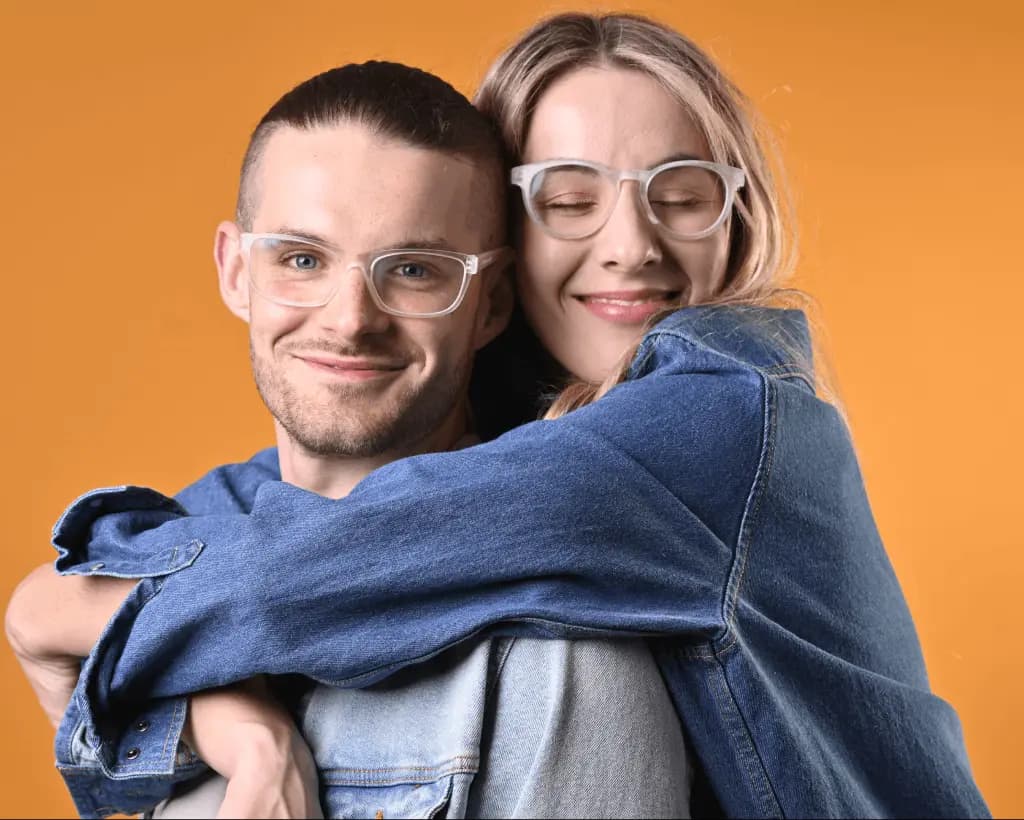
left=236, top=61, right=506, bottom=228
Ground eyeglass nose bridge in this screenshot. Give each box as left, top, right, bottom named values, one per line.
left=595, top=168, right=660, bottom=234
left=323, top=258, right=389, bottom=313
left=284, top=257, right=385, bottom=311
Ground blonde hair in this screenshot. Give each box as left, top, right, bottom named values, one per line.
left=474, top=12, right=838, bottom=418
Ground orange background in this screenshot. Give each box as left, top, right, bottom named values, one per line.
left=2, top=0, right=1021, bottom=816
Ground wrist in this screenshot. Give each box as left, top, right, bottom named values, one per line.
left=230, top=718, right=297, bottom=774
left=185, top=682, right=298, bottom=778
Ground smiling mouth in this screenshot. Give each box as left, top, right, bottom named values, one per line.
left=295, top=355, right=406, bottom=381
left=574, top=290, right=683, bottom=324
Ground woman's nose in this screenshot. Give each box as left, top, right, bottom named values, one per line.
left=593, top=182, right=662, bottom=273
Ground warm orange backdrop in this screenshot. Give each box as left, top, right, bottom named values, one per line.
left=2, top=0, right=1021, bottom=816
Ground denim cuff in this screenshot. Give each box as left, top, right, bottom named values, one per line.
left=56, top=694, right=207, bottom=818
left=52, top=486, right=202, bottom=578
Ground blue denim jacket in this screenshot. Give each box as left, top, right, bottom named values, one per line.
left=51, top=306, right=989, bottom=818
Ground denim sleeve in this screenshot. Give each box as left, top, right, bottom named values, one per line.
left=52, top=447, right=278, bottom=575
left=51, top=449, right=279, bottom=817
left=57, top=329, right=769, bottom=780
left=52, top=567, right=211, bottom=817
left=48, top=315, right=775, bottom=819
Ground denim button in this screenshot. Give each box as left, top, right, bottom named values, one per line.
left=134, top=720, right=150, bottom=732
left=90, top=562, right=105, bottom=572
left=125, top=747, right=141, bottom=760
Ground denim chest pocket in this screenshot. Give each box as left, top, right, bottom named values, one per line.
left=320, top=767, right=477, bottom=820
left=300, top=640, right=504, bottom=820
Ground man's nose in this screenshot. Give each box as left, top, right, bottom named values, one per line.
left=314, top=266, right=391, bottom=338
left=593, top=182, right=662, bottom=273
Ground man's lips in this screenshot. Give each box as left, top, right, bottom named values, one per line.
left=293, top=353, right=406, bottom=380
left=574, top=289, right=682, bottom=324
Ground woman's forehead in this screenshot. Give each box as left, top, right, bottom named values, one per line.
left=522, top=66, right=710, bottom=167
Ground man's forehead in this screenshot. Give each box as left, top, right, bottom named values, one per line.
left=252, top=123, right=494, bottom=246
left=258, top=123, right=478, bottom=200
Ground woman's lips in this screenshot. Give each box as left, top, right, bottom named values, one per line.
left=575, top=290, right=681, bottom=324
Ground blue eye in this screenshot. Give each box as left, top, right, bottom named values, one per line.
left=395, top=262, right=428, bottom=279
left=290, top=254, right=319, bottom=270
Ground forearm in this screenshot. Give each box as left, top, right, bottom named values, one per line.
left=89, top=399, right=742, bottom=705
left=59, top=321, right=765, bottom=707
left=6, top=563, right=136, bottom=724
left=6, top=563, right=135, bottom=659
left=184, top=679, right=322, bottom=819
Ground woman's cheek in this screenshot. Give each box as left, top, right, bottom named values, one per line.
left=675, top=231, right=731, bottom=302
left=518, top=229, right=579, bottom=313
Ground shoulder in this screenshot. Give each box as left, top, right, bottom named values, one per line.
left=174, top=447, right=281, bottom=514
left=632, top=305, right=815, bottom=392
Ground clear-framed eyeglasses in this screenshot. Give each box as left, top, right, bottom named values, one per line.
left=239, top=233, right=511, bottom=318
left=510, top=159, right=746, bottom=241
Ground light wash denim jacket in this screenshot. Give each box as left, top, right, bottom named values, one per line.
left=51, top=306, right=989, bottom=818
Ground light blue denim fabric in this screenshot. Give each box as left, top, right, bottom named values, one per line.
left=154, top=639, right=691, bottom=819
left=52, top=306, right=990, bottom=818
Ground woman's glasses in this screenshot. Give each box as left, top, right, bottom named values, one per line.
left=510, top=159, right=745, bottom=240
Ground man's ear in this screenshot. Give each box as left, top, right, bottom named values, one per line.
left=473, top=257, right=515, bottom=351
left=214, top=221, right=250, bottom=322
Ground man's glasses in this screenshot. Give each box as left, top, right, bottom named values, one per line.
left=240, top=233, right=510, bottom=318
left=510, top=159, right=746, bottom=241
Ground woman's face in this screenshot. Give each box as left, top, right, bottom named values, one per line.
left=518, top=66, right=732, bottom=383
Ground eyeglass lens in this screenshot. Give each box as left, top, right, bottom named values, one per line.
left=527, top=164, right=727, bottom=239
left=248, top=237, right=467, bottom=314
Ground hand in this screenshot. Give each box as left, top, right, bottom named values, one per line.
left=185, top=679, right=323, bottom=819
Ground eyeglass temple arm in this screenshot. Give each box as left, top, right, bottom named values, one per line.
left=473, top=247, right=514, bottom=274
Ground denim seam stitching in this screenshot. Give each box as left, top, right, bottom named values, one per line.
left=702, top=650, right=784, bottom=818
left=721, top=372, right=775, bottom=636
left=319, top=755, right=480, bottom=776
left=158, top=697, right=186, bottom=769
left=708, top=373, right=786, bottom=816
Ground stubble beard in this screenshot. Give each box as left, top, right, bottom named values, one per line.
left=251, top=340, right=471, bottom=459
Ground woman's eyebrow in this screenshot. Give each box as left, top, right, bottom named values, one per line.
left=654, top=152, right=704, bottom=165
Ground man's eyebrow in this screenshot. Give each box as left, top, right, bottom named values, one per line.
left=388, top=237, right=455, bottom=251
left=267, top=227, right=339, bottom=248
left=263, top=229, right=455, bottom=253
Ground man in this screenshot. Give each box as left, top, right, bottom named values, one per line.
left=7, top=62, right=690, bottom=819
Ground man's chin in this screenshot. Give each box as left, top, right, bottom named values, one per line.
left=285, top=421, right=403, bottom=459
left=279, top=398, right=410, bottom=456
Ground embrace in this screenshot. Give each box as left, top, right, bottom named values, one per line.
left=6, top=11, right=988, bottom=820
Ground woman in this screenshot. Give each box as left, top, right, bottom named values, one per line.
left=40, top=12, right=987, bottom=818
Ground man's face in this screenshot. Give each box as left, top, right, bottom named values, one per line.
left=223, top=123, right=506, bottom=458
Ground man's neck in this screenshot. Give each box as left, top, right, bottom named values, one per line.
left=274, top=405, right=470, bottom=499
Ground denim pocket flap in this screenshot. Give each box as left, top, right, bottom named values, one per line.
left=322, top=770, right=479, bottom=820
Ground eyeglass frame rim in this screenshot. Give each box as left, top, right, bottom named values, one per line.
left=238, top=232, right=511, bottom=318
left=509, top=159, right=747, bottom=241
